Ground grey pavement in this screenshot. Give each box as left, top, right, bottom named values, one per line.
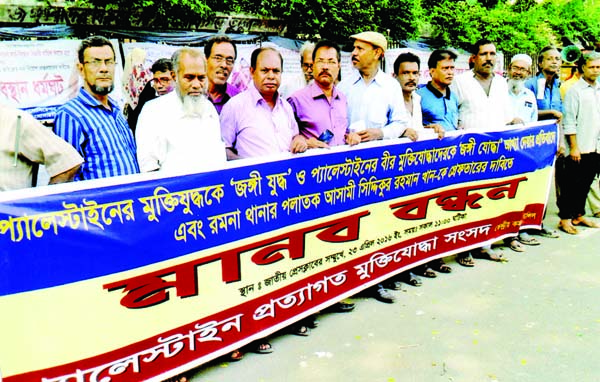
left=186, top=191, right=600, bottom=382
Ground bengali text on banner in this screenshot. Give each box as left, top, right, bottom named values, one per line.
left=0, top=121, right=557, bottom=382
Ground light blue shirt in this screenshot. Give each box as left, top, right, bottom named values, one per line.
left=418, top=82, right=459, bottom=131
left=525, top=73, right=563, bottom=113
left=509, top=87, right=538, bottom=124
left=338, top=69, right=408, bottom=139
left=54, top=88, right=139, bottom=180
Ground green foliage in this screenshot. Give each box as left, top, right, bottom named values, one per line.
left=82, top=0, right=214, bottom=28
left=425, top=0, right=599, bottom=55
left=512, top=0, right=538, bottom=13
left=236, top=0, right=420, bottom=42
left=74, top=0, right=600, bottom=53
left=375, top=0, right=422, bottom=42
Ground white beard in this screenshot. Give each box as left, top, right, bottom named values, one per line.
left=180, top=94, right=209, bottom=118
left=508, top=78, right=525, bottom=95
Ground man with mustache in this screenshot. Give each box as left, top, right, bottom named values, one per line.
left=418, top=49, right=460, bottom=135
left=525, top=47, right=564, bottom=123
left=220, top=47, right=308, bottom=160
left=390, top=52, right=450, bottom=285
left=204, top=35, right=241, bottom=115
left=337, top=31, right=409, bottom=304
left=452, top=39, right=516, bottom=131
left=285, top=40, right=360, bottom=334
left=393, top=52, right=423, bottom=141
left=280, top=41, right=315, bottom=99
left=452, top=39, right=517, bottom=264
left=54, top=35, right=139, bottom=180
left=557, top=51, right=600, bottom=234
left=503, top=54, right=542, bottom=251
left=135, top=48, right=225, bottom=174
left=524, top=46, right=564, bottom=239
left=287, top=39, right=360, bottom=148
left=219, top=46, right=308, bottom=355
left=338, top=31, right=409, bottom=143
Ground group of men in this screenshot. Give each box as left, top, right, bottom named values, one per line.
left=2, top=31, right=600, bottom=371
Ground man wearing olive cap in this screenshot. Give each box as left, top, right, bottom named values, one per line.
left=338, top=31, right=410, bottom=143
left=338, top=31, right=410, bottom=304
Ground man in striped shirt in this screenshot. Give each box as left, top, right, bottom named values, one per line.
left=54, top=36, right=139, bottom=180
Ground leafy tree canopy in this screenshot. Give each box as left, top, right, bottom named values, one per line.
left=425, top=0, right=599, bottom=54
left=75, top=0, right=599, bottom=54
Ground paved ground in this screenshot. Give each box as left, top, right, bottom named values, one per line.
left=186, top=192, right=600, bottom=382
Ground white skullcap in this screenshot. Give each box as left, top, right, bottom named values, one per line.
left=511, top=53, right=532, bottom=66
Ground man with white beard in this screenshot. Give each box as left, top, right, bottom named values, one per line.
left=507, top=54, right=538, bottom=124
left=136, top=48, right=226, bottom=174
left=503, top=53, right=542, bottom=252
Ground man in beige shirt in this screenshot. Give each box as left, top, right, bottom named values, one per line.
left=0, top=104, right=82, bottom=191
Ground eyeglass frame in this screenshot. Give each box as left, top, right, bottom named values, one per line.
left=83, top=58, right=116, bottom=69
left=152, top=75, right=175, bottom=84
left=210, top=55, right=235, bottom=66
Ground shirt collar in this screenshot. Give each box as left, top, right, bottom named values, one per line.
left=425, top=82, right=451, bottom=99
left=77, top=87, right=116, bottom=110
left=308, top=81, right=340, bottom=100
left=349, top=68, right=384, bottom=86
left=372, top=69, right=386, bottom=85
left=578, top=77, right=600, bottom=90
left=536, top=72, right=560, bottom=86
left=249, top=83, right=283, bottom=107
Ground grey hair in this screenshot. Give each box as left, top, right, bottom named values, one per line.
left=299, top=41, right=316, bottom=64
left=171, top=48, right=206, bottom=73
left=577, top=51, right=600, bottom=72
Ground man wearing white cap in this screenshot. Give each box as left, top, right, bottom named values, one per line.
left=338, top=31, right=409, bottom=143
left=507, top=54, right=538, bottom=124
left=503, top=53, right=542, bottom=252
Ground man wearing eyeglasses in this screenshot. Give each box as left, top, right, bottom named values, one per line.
left=287, top=39, right=360, bottom=148
left=279, top=41, right=315, bottom=99
left=204, top=35, right=241, bottom=114
left=128, top=58, right=175, bottom=134
left=54, top=35, right=139, bottom=180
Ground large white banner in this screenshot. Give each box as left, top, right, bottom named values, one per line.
left=0, top=39, right=124, bottom=122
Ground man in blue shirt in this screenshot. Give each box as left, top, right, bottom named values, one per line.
left=418, top=49, right=460, bottom=134
left=524, top=46, right=563, bottom=239
left=525, top=46, right=564, bottom=122
left=338, top=31, right=409, bottom=143
left=54, top=36, right=139, bottom=180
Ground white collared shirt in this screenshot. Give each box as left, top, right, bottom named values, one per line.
left=563, top=78, right=600, bottom=154
left=452, top=70, right=513, bottom=130
left=509, top=87, right=538, bottom=124
left=407, top=91, right=423, bottom=130
left=338, top=69, right=409, bottom=139
left=136, top=92, right=226, bottom=174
